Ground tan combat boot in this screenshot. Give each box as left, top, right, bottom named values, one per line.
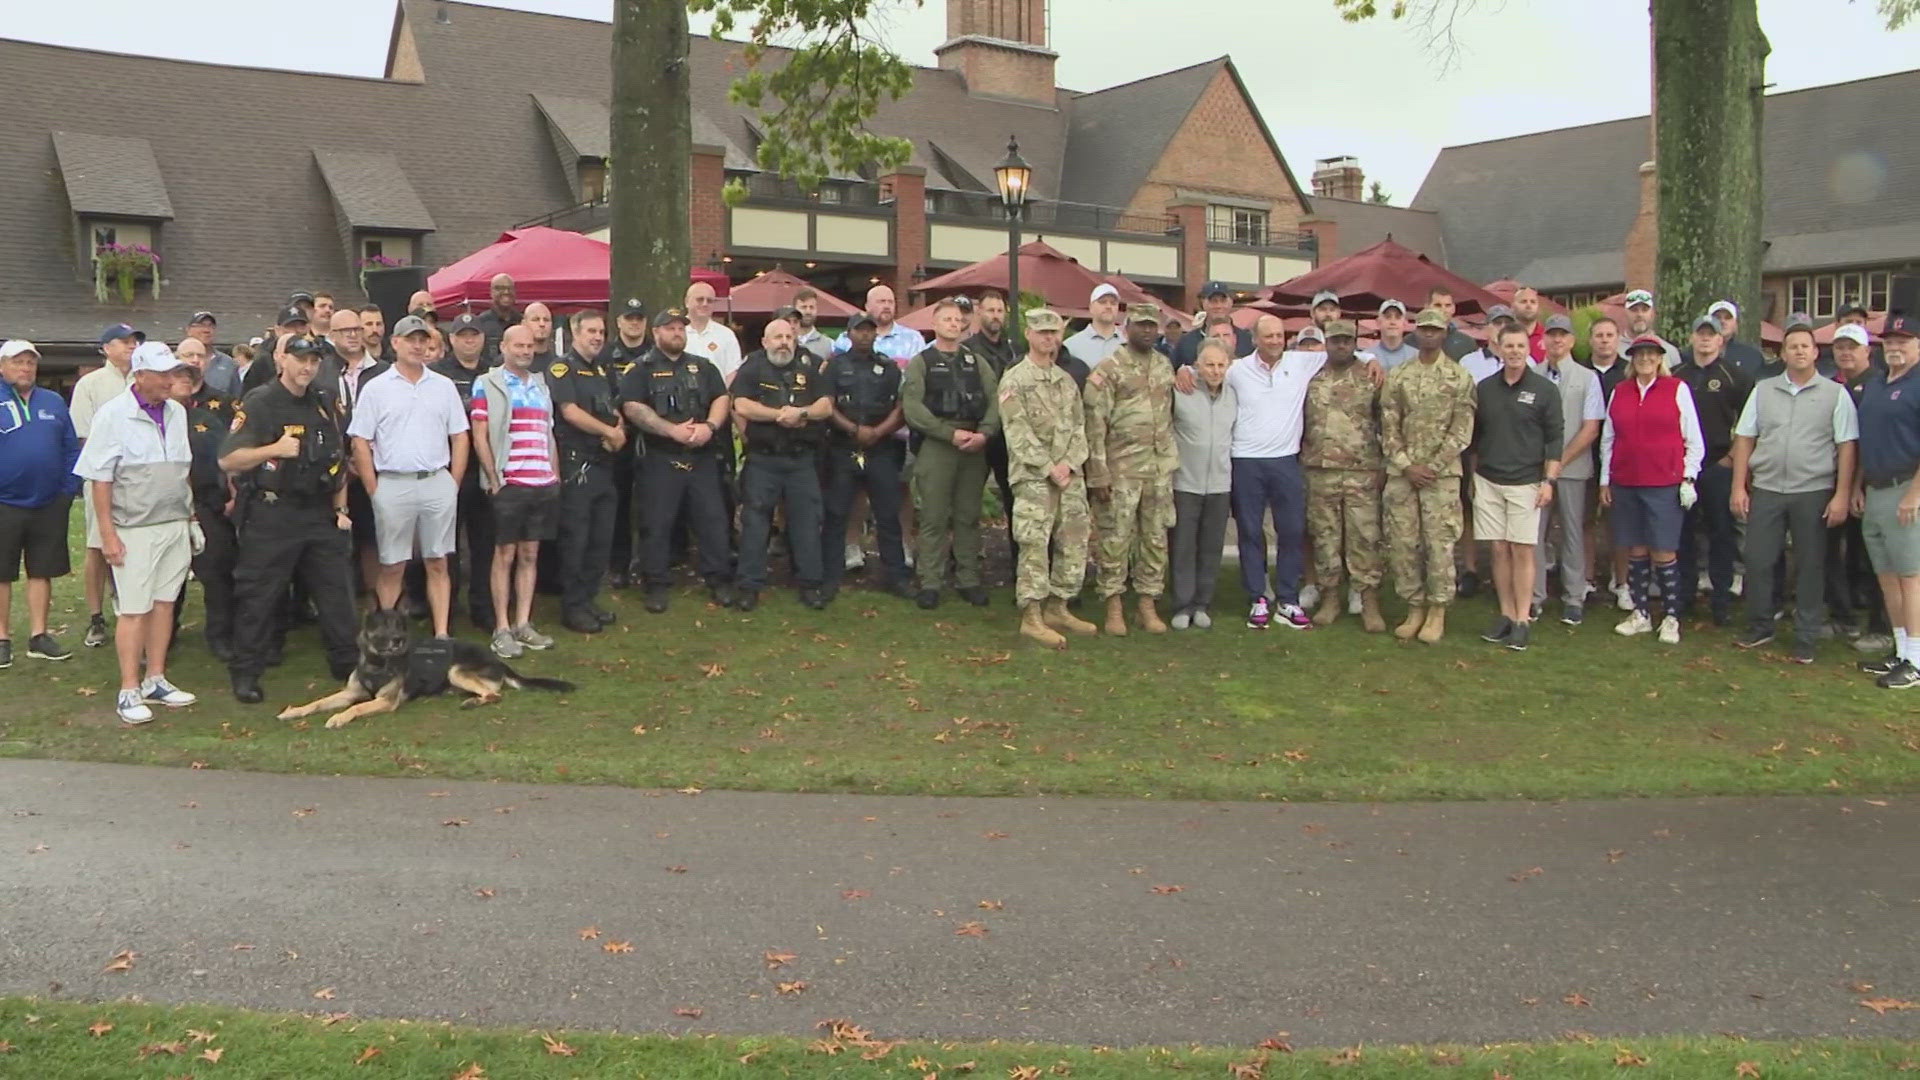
left=1394, top=604, right=1426, bottom=640
left=1359, top=589, right=1387, bottom=633
left=1043, top=597, right=1098, bottom=635
left=1312, top=587, right=1344, bottom=627
left=1136, top=595, right=1167, bottom=634
left=1104, top=595, right=1129, bottom=637
left=1019, top=602, right=1066, bottom=648
left=1416, top=604, right=1447, bottom=644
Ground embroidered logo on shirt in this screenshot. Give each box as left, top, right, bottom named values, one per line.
left=549, top=362, right=569, bottom=378
left=1517, top=391, right=1536, bottom=405
left=1708, top=378, right=1722, bottom=391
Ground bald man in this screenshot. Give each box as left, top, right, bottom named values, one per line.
left=470, top=273, right=519, bottom=357
left=521, top=302, right=557, bottom=362
left=683, top=281, right=744, bottom=382
left=732, top=317, right=835, bottom=609
left=833, top=284, right=926, bottom=364
left=406, top=291, right=438, bottom=326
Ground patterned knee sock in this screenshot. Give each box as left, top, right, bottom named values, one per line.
left=1655, top=560, right=1683, bottom=620
left=1627, top=556, right=1652, bottom=616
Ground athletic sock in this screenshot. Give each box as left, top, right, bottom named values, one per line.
left=1627, top=556, right=1652, bottom=616
left=1899, top=628, right=1913, bottom=663
left=1654, top=560, right=1683, bottom=620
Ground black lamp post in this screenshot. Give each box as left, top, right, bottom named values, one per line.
left=994, top=135, right=1032, bottom=333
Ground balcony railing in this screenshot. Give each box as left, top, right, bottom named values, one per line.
left=738, top=173, right=889, bottom=211
left=927, top=189, right=1170, bottom=237
left=1203, top=220, right=1317, bottom=254
left=512, top=198, right=610, bottom=233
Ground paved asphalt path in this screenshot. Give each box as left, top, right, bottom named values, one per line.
left=3, top=759, right=1918, bottom=1048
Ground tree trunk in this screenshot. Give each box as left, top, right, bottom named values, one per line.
left=610, top=0, right=691, bottom=316
left=1651, top=0, right=1769, bottom=343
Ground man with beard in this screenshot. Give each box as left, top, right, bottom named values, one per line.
left=791, top=288, right=834, bottom=364
left=544, top=310, right=623, bottom=633
left=731, top=318, right=834, bottom=611
left=602, top=298, right=653, bottom=588
left=470, top=274, right=520, bottom=358
left=965, top=289, right=1021, bottom=568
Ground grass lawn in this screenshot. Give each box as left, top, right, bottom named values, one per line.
left=5, top=557, right=1920, bottom=803
left=4, top=998, right=1914, bottom=1080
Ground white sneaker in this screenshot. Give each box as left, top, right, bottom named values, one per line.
left=1657, top=615, right=1681, bottom=645
left=140, top=676, right=197, bottom=707
left=844, top=542, right=866, bottom=571
left=1731, top=571, right=1745, bottom=597
left=513, top=623, right=555, bottom=650
left=491, top=628, right=524, bottom=659
left=1615, top=611, right=1653, bottom=637
left=1347, top=587, right=1363, bottom=615
left=1192, top=610, right=1212, bottom=629
left=1614, top=583, right=1634, bottom=612
left=116, top=689, right=154, bottom=725
left=1298, top=583, right=1321, bottom=611
left=1170, top=612, right=1191, bottom=630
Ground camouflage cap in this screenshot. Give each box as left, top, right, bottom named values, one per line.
left=1125, top=302, right=1161, bottom=325
left=1025, top=308, right=1065, bottom=332
left=1322, top=319, right=1358, bottom=340
left=1413, top=307, right=1449, bottom=329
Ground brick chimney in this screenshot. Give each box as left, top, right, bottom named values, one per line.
left=935, top=0, right=1058, bottom=106
left=1623, top=161, right=1657, bottom=293
left=1311, top=156, right=1365, bottom=201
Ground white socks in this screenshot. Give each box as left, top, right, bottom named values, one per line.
left=1897, top=628, right=1912, bottom=663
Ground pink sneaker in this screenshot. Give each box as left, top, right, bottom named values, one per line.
left=1246, top=597, right=1271, bottom=629
left=1275, top=602, right=1312, bottom=630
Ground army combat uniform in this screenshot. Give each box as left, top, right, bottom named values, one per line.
left=1379, top=336, right=1478, bottom=641
left=1300, top=339, right=1386, bottom=628
left=1083, top=305, right=1178, bottom=634
left=901, top=341, right=1000, bottom=602
left=996, top=311, right=1093, bottom=643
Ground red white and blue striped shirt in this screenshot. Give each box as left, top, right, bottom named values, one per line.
left=470, top=370, right=558, bottom=487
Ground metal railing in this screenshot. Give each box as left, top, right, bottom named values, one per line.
left=512, top=198, right=610, bottom=233
left=737, top=173, right=888, bottom=209
left=1203, top=220, right=1317, bottom=253
left=927, top=189, right=1170, bottom=237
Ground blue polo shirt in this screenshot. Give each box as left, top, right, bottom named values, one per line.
left=1853, top=368, right=1920, bottom=484
left=0, top=385, right=82, bottom=508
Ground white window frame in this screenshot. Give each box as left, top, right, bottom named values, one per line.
left=357, top=233, right=416, bottom=266
left=1812, top=274, right=1837, bottom=319
left=1788, top=276, right=1810, bottom=316
left=1869, top=270, right=1892, bottom=311
left=87, top=219, right=159, bottom=279
left=1840, top=272, right=1863, bottom=309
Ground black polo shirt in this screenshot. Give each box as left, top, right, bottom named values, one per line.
left=546, top=349, right=619, bottom=466
left=469, top=308, right=520, bottom=358
left=1854, top=368, right=1920, bottom=484
left=1472, top=366, right=1564, bottom=484
left=1675, top=356, right=1753, bottom=464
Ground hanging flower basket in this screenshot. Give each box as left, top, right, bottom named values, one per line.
left=357, top=254, right=405, bottom=295
left=94, top=243, right=161, bottom=304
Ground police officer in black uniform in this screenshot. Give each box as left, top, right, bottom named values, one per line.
left=241, top=306, right=312, bottom=393
left=545, top=310, right=625, bottom=634
left=617, top=308, right=734, bottom=614
left=602, top=298, right=653, bottom=587
left=219, top=334, right=360, bottom=703
left=430, top=313, right=496, bottom=628
left=177, top=358, right=238, bottom=661
left=821, top=313, right=912, bottom=599
left=731, top=317, right=834, bottom=611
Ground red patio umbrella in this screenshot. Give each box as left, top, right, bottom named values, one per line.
left=1102, top=273, right=1191, bottom=332
left=428, top=226, right=730, bottom=314
left=915, top=239, right=1114, bottom=312
left=1484, top=278, right=1566, bottom=314
left=1264, top=239, right=1505, bottom=318
left=725, top=270, right=859, bottom=319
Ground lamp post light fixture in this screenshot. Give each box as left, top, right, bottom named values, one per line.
left=994, top=135, right=1033, bottom=333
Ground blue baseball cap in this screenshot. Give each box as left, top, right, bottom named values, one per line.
left=1199, top=281, right=1232, bottom=298
left=98, top=323, right=141, bottom=346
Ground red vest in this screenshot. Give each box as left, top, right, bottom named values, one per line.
left=1607, top=375, right=1685, bottom=487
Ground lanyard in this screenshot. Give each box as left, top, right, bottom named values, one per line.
left=6, top=385, right=30, bottom=422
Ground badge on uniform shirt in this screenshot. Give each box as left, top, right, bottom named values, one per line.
left=685, top=363, right=697, bottom=374
left=794, top=372, right=807, bottom=387
left=230, top=408, right=246, bottom=432
left=1708, top=378, right=1722, bottom=391
left=872, top=364, right=885, bottom=376
left=550, top=362, right=569, bottom=378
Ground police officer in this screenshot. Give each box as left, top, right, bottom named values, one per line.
left=174, top=350, right=238, bottom=662
left=219, top=334, right=359, bottom=703
left=546, top=310, right=624, bottom=634
left=431, top=312, right=496, bottom=629
left=732, top=317, right=834, bottom=611
left=602, top=298, right=652, bottom=588
left=242, top=306, right=313, bottom=392
left=821, top=314, right=912, bottom=599
left=902, top=297, right=1000, bottom=609
left=618, top=308, right=734, bottom=613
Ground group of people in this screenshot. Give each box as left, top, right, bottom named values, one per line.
left=3, top=270, right=1918, bottom=724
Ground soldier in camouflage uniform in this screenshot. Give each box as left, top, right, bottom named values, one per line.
left=1379, top=307, right=1479, bottom=643
left=1301, top=320, right=1386, bottom=631
left=996, top=309, right=1096, bottom=647
left=1084, top=303, right=1179, bottom=635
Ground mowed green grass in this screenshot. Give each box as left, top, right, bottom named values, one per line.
left=5, top=546, right=1920, bottom=802
left=3, top=997, right=1914, bottom=1080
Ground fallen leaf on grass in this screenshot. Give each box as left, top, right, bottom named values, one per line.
left=700, top=662, right=725, bottom=678
left=1256, top=1035, right=1293, bottom=1052
left=1324, top=1046, right=1362, bottom=1064
left=603, top=941, right=634, bottom=954
left=1009, top=1067, right=1041, bottom=1080
left=1735, top=1063, right=1761, bottom=1078
left=1228, top=1059, right=1265, bottom=1079
left=137, top=1040, right=186, bottom=1058
left=540, top=1033, right=576, bottom=1056
left=1615, top=1048, right=1649, bottom=1066
left=314, top=987, right=336, bottom=1000
left=103, top=949, right=137, bottom=973
left=1281, top=749, right=1310, bottom=763
left=87, top=1021, right=113, bottom=1037
left=1150, top=885, right=1185, bottom=895
left=321, top=1012, right=353, bottom=1026
left=1563, top=992, right=1592, bottom=1008
left=1859, top=997, right=1918, bottom=1015
left=776, top=980, right=809, bottom=994
left=673, top=1006, right=703, bottom=1019
left=0, top=1041, right=14, bottom=1053
left=954, top=921, right=989, bottom=937
left=354, top=1046, right=382, bottom=1065
left=186, top=1030, right=216, bottom=1044
left=452, top=1064, right=487, bottom=1080
left=76, top=686, right=97, bottom=697
left=199, top=1046, right=225, bottom=1063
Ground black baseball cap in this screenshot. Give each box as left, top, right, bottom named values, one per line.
left=449, top=313, right=483, bottom=335
left=651, top=307, right=690, bottom=329
left=287, top=291, right=315, bottom=306
left=849, top=313, right=879, bottom=330
left=277, top=306, right=310, bottom=326
left=1838, top=297, right=1870, bottom=319
left=1883, top=313, right=1918, bottom=339
left=773, top=306, right=801, bottom=323
left=284, top=335, right=324, bottom=357
left=188, top=310, right=217, bottom=326
left=98, top=323, right=141, bottom=345
left=618, top=298, right=647, bottom=319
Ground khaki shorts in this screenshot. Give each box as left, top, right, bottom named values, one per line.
left=83, top=496, right=101, bottom=549
left=1863, top=484, right=1920, bottom=576
left=1472, top=474, right=1542, bottom=545
left=110, top=520, right=192, bottom=616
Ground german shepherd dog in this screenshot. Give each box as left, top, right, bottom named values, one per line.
left=276, top=607, right=575, bottom=729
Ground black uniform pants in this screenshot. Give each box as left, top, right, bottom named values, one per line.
left=556, top=460, right=616, bottom=614
left=821, top=441, right=908, bottom=589
left=738, top=452, right=824, bottom=591
left=1677, top=461, right=1738, bottom=614
left=670, top=433, right=737, bottom=570
left=191, top=499, right=238, bottom=647
left=230, top=500, right=358, bottom=679
left=609, top=453, right=639, bottom=575
left=641, top=450, right=731, bottom=589
left=451, top=480, right=496, bottom=625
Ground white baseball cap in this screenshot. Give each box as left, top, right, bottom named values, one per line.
left=130, top=341, right=184, bottom=373
left=0, top=339, right=39, bottom=360
left=1706, top=300, right=1738, bottom=319
left=1089, top=283, right=1120, bottom=304
left=1833, top=324, right=1871, bottom=347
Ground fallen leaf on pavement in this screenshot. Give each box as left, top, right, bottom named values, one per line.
left=314, top=987, right=336, bottom=1000
left=1859, top=997, right=1918, bottom=1015
left=673, top=1007, right=703, bottom=1019
left=292, top=807, right=316, bottom=818
left=776, top=980, right=809, bottom=994
left=103, top=949, right=137, bottom=973
left=603, top=941, right=634, bottom=954
left=1847, top=980, right=1874, bottom=993
left=27, top=843, right=48, bottom=854
left=473, top=888, right=494, bottom=899
left=442, top=819, right=469, bottom=827
left=1256, top=1035, right=1293, bottom=1052
left=578, top=926, right=599, bottom=940
left=1150, top=885, right=1185, bottom=895
left=354, top=1046, right=381, bottom=1065
left=983, top=831, right=1010, bottom=840
left=978, top=899, right=1005, bottom=911
left=678, top=786, right=703, bottom=796
left=665, top=865, right=687, bottom=874
left=1563, top=992, right=1592, bottom=1008
left=764, top=950, right=798, bottom=968
left=540, top=1033, right=576, bottom=1056
left=955, top=921, right=989, bottom=937
left=842, top=889, right=870, bottom=901
left=231, top=943, right=254, bottom=951
left=1510, top=867, right=1544, bottom=882
left=88, top=1021, right=113, bottom=1037
left=1606, top=849, right=1626, bottom=863
left=321, top=1012, right=353, bottom=1025
left=427, top=791, right=450, bottom=798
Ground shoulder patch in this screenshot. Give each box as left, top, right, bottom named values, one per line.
left=999, top=387, right=1015, bottom=404
left=229, top=411, right=246, bottom=432
left=1089, top=371, right=1105, bottom=388
left=549, top=362, right=569, bottom=378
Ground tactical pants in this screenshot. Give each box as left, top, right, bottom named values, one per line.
left=738, top=452, right=824, bottom=591
left=609, top=453, right=639, bottom=576
left=230, top=500, right=358, bottom=680
left=451, top=479, right=495, bottom=626
left=640, top=450, right=732, bottom=589
left=986, top=434, right=1018, bottom=565
left=1012, top=475, right=1090, bottom=604
left=191, top=498, right=238, bottom=649
left=1094, top=478, right=1172, bottom=598
left=556, top=459, right=615, bottom=615
left=1383, top=474, right=1463, bottom=607
left=913, top=438, right=988, bottom=591
left=821, top=441, right=908, bottom=589
left=1305, top=467, right=1384, bottom=591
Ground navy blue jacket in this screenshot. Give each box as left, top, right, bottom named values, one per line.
left=0, top=386, right=82, bottom=508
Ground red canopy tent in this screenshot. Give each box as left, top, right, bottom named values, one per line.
left=914, top=239, right=1114, bottom=312
left=1264, top=239, right=1505, bottom=318
left=724, top=270, right=859, bottom=319
left=427, top=226, right=730, bottom=314
left=1484, top=278, right=1567, bottom=315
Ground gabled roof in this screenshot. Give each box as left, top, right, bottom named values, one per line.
left=1412, top=68, right=1920, bottom=287
left=314, top=149, right=436, bottom=232
left=1306, top=195, right=1445, bottom=264
left=1058, top=58, right=1222, bottom=210
left=532, top=92, right=610, bottom=159
left=52, top=131, right=174, bottom=220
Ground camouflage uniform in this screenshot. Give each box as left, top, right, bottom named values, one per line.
left=1301, top=358, right=1385, bottom=591
left=1379, top=355, right=1478, bottom=606
left=1084, top=341, right=1178, bottom=598
left=998, top=355, right=1090, bottom=604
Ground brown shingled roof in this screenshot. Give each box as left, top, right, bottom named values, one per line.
left=314, top=149, right=436, bottom=233
left=53, top=130, right=175, bottom=220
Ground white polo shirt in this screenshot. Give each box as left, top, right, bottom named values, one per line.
left=1225, top=350, right=1329, bottom=459
left=686, top=318, right=744, bottom=382
left=347, top=364, right=469, bottom=473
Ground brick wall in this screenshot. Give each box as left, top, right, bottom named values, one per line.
left=1622, top=161, right=1657, bottom=293
left=1123, top=67, right=1305, bottom=234
left=689, top=147, right=727, bottom=269
left=1166, top=202, right=1208, bottom=310
left=881, top=167, right=927, bottom=302
left=935, top=39, right=1056, bottom=106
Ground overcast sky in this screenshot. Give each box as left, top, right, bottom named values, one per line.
left=11, top=0, right=1916, bottom=202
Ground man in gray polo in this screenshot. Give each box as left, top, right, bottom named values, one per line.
left=1531, top=314, right=1605, bottom=624
left=1064, top=283, right=1125, bottom=370
left=1371, top=300, right=1418, bottom=370
left=185, top=311, right=241, bottom=397
left=1730, top=320, right=1858, bottom=663
left=347, top=316, right=471, bottom=639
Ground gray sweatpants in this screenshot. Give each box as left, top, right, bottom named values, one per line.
left=1743, top=487, right=1831, bottom=642
left=1171, top=491, right=1231, bottom=615
left=1532, top=477, right=1590, bottom=609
